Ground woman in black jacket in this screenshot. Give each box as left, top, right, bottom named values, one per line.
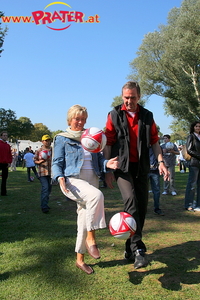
left=184, top=121, right=200, bottom=211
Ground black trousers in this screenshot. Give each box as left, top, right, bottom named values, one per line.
left=114, top=162, right=148, bottom=253
left=27, top=166, right=38, bottom=181
left=0, top=163, right=9, bottom=196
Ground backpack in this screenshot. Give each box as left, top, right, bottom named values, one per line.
left=181, top=145, right=191, bottom=161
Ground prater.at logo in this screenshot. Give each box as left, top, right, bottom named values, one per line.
left=32, top=1, right=100, bottom=31
left=1, top=1, right=100, bottom=31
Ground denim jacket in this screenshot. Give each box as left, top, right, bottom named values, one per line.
left=51, top=135, right=108, bottom=182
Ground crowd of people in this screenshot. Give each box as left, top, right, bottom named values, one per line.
left=0, top=81, right=200, bottom=275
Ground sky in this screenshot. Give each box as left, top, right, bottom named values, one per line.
left=1, top=0, right=183, bottom=135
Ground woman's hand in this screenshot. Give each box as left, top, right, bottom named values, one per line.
left=106, top=156, right=119, bottom=170
left=58, top=177, right=70, bottom=197
left=105, top=172, right=116, bottom=189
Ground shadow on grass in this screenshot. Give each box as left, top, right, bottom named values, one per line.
left=130, top=240, right=200, bottom=291
left=96, top=241, right=200, bottom=291
left=0, top=272, right=10, bottom=282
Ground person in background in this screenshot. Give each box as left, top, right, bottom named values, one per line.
left=34, top=135, right=52, bottom=213
left=0, top=131, right=12, bottom=196
left=161, top=134, right=179, bottom=196
left=23, top=147, right=39, bottom=182
left=10, top=148, right=18, bottom=171
left=52, top=104, right=119, bottom=275
left=148, top=147, right=164, bottom=216
left=103, top=81, right=168, bottom=269
left=177, top=145, right=187, bottom=173
left=29, top=146, right=34, bottom=154
left=184, top=121, right=200, bottom=211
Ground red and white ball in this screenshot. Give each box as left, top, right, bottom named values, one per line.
left=109, top=212, right=137, bottom=240
left=81, top=127, right=107, bottom=153
left=39, top=150, right=50, bottom=160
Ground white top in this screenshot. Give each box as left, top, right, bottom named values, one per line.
left=81, top=148, right=93, bottom=170
left=194, top=132, right=200, bottom=140
left=127, top=111, right=136, bottom=118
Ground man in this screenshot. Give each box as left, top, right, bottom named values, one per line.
left=34, top=135, right=52, bottom=213
left=161, top=134, right=179, bottom=196
left=0, top=131, right=12, bottom=196
left=23, top=147, right=39, bottom=182
left=149, top=147, right=164, bottom=216
left=104, top=81, right=168, bottom=269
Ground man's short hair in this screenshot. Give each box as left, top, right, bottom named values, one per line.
left=122, top=81, right=141, bottom=96
left=163, top=134, right=171, bottom=139
left=0, top=131, right=8, bottom=136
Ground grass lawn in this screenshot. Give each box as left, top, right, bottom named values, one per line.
left=0, top=167, right=200, bottom=300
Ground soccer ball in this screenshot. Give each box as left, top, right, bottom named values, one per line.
left=81, top=127, right=107, bottom=153
left=165, top=142, right=174, bottom=150
left=39, top=150, right=50, bottom=160
left=109, top=212, right=137, bottom=240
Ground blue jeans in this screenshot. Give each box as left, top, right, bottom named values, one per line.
left=39, top=176, right=52, bottom=209
left=184, top=166, right=200, bottom=208
left=148, top=170, right=160, bottom=210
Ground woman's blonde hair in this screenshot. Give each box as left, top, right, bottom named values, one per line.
left=67, top=104, right=88, bottom=125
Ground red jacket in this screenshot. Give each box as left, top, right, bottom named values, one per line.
left=0, top=140, right=12, bottom=164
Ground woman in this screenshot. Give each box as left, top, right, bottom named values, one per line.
left=52, top=105, right=118, bottom=274
left=10, top=148, right=18, bottom=171
left=184, top=121, right=200, bottom=211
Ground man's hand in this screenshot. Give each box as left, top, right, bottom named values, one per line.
left=105, top=172, right=116, bottom=189
left=158, top=163, right=169, bottom=181
left=106, top=156, right=119, bottom=170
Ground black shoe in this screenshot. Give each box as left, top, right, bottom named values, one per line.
left=42, top=208, right=49, bottom=213
left=124, top=251, right=135, bottom=261
left=154, top=209, right=165, bottom=216
left=134, top=249, right=148, bottom=269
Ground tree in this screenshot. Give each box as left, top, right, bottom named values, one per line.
left=0, top=11, right=8, bottom=56
left=111, top=96, right=123, bottom=107
left=0, top=108, right=17, bottom=134
left=0, top=109, right=35, bottom=140
left=0, top=108, right=55, bottom=141
left=129, top=0, right=200, bottom=128
left=168, top=119, right=189, bottom=142
left=30, top=123, right=52, bottom=142
left=17, top=117, right=34, bottom=139
left=51, top=130, right=63, bottom=138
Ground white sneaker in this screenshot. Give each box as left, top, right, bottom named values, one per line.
left=180, top=170, right=185, bottom=173
left=194, top=207, right=200, bottom=212
left=171, top=191, right=177, bottom=196
left=162, top=191, right=168, bottom=195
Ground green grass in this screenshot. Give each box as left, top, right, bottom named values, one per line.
left=0, top=167, right=200, bottom=300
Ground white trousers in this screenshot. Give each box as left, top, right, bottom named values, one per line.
left=66, top=169, right=106, bottom=254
